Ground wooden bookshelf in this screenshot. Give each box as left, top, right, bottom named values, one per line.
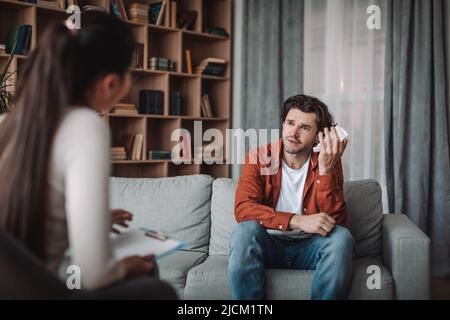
left=0, top=0, right=232, bottom=178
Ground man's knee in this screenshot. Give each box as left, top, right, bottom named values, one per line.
left=230, top=220, right=266, bottom=248
left=326, top=225, right=355, bottom=255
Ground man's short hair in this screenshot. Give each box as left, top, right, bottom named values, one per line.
left=281, top=94, right=336, bottom=132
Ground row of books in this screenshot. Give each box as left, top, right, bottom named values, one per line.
left=201, top=94, right=214, bottom=118
left=115, top=134, right=144, bottom=161
left=195, top=58, right=227, bottom=77
left=5, top=25, right=32, bottom=55
left=149, top=57, right=176, bottom=72
left=127, top=1, right=177, bottom=27
left=148, top=150, right=171, bottom=160
left=19, top=0, right=66, bottom=9
left=139, top=90, right=164, bottom=115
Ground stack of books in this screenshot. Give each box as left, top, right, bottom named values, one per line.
left=195, top=58, right=227, bottom=77
left=6, top=25, right=32, bottom=55
left=149, top=57, right=176, bottom=72
left=139, top=90, right=164, bottom=115
left=127, top=2, right=148, bottom=24
left=111, top=147, right=127, bottom=161
left=36, top=0, right=61, bottom=9
left=148, top=150, right=171, bottom=160
left=170, top=91, right=182, bottom=116
left=200, top=94, right=214, bottom=118
left=82, top=5, right=107, bottom=12
left=149, top=1, right=167, bottom=25
left=110, top=103, right=138, bottom=115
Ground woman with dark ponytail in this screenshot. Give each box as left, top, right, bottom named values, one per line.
left=0, top=11, right=164, bottom=291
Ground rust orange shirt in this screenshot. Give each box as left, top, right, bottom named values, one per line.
left=234, top=139, right=347, bottom=231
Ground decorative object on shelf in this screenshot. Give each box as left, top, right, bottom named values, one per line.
left=110, top=103, right=138, bottom=115
left=184, top=49, right=192, bottom=74
left=148, top=150, right=171, bottom=160
left=0, top=49, right=15, bottom=115
left=169, top=91, right=182, bottom=116
left=6, top=25, right=32, bottom=55
left=195, top=57, right=226, bottom=77
left=149, top=1, right=167, bottom=26
left=127, top=2, right=148, bottom=24
left=139, top=90, right=164, bottom=115
left=204, top=27, right=229, bottom=38
left=149, top=57, right=175, bottom=71
left=177, top=10, right=197, bottom=30
left=201, top=94, right=213, bottom=118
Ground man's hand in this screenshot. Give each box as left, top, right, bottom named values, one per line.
left=318, top=127, right=348, bottom=175
left=111, top=209, right=133, bottom=234
left=289, top=213, right=336, bottom=237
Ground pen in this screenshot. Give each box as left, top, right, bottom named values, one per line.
left=143, top=229, right=169, bottom=241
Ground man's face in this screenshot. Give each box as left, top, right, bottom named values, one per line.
left=282, top=108, right=318, bottom=155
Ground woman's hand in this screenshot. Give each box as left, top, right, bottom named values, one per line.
left=111, top=209, right=133, bottom=234
left=121, top=255, right=156, bottom=279
left=318, top=127, right=348, bottom=175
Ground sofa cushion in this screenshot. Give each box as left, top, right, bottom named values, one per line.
left=209, top=178, right=383, bottom=258
left=209, top=178, right=238, bottom=255
left=110, top=175, right=213, bottom=253
left=157, top=250, right=207, bottom=299
left=184, top=255, right=393, bottom=299
left=344, top=179, right=383, bottom=258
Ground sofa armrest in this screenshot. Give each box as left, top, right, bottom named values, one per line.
left=382, top=213, right=430, bottom=299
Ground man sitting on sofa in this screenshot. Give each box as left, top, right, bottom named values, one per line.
left=229, top=94, right=354, bottom=300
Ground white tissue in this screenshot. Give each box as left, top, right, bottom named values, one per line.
left=313, top=126, right=348, bottom=153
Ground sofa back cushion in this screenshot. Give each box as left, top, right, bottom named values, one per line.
left=209, top=178, right=383, bottom=258
left=110, top=174, right=213, bottom=253
left=209, top=178, right=238, bottom=255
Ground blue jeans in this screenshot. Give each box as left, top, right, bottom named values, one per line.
left=228, top=221, right=354, bottom=300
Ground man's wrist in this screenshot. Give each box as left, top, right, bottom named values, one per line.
left=289, top=214, right=302, bottom=230
left=319, top=166, right=335, bottom=175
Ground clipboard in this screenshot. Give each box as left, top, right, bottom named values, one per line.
left=112, top=228, right=188, bottom=261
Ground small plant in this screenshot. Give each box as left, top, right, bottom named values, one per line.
left=0, top=47, right=16, bottom=115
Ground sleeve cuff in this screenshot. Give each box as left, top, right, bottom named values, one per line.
left=316, top=172, right=338, bottom=191
left=262, top=212, right=295, bottom=231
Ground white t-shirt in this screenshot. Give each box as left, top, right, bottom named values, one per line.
left=275, top=156, right=310, bottom=214
left=269, top=155, right=313, bottom=240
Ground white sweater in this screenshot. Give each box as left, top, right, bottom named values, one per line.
left=1, top=108, right=124, bottom=289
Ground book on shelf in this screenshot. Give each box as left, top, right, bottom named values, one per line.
left=185, top=49, right=192, bottom=74
left=139, top=90, right=164, bottom=115
left=177, top=10, right=197, bottom=30
left=149, top=1, right=167, bottom=26
left=127, top=2, right=148, bottom=23
left=195, top=58, right=227, bottom=77
left=149, top=57, right=176, bottom=72
left=6, top=25, right=32, bottom=55
left=82, top=5, right=107, bottom=12
left=148, top=150, right=171, bottom=160
left=133, top=43, right=144, bottom=68
left=111, top=146, right=127, bottom=161
left=169, top=91, right=182, bottom=116
left=66, top=0, right=78, bottom=7
left=201, top=94, right=214, bottom=118
left=131, top=134, right=144, bottom=160
left=110, top=0, right=128, bottom=20
left=110, top=103, right=138, bottom=115
left=36, top=0, right=59, bottom=8
left=170, top=1, right=177, bottom=28
left=204, top=27, right=229, bottom=38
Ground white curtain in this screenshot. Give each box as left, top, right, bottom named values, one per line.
left=304, top=0, right=388, bottom=210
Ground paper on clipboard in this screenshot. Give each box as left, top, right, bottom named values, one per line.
left=112, top=229, right=188, bottom=261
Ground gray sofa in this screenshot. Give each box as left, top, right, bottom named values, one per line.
left=110, top=174, right=430, bottom=300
